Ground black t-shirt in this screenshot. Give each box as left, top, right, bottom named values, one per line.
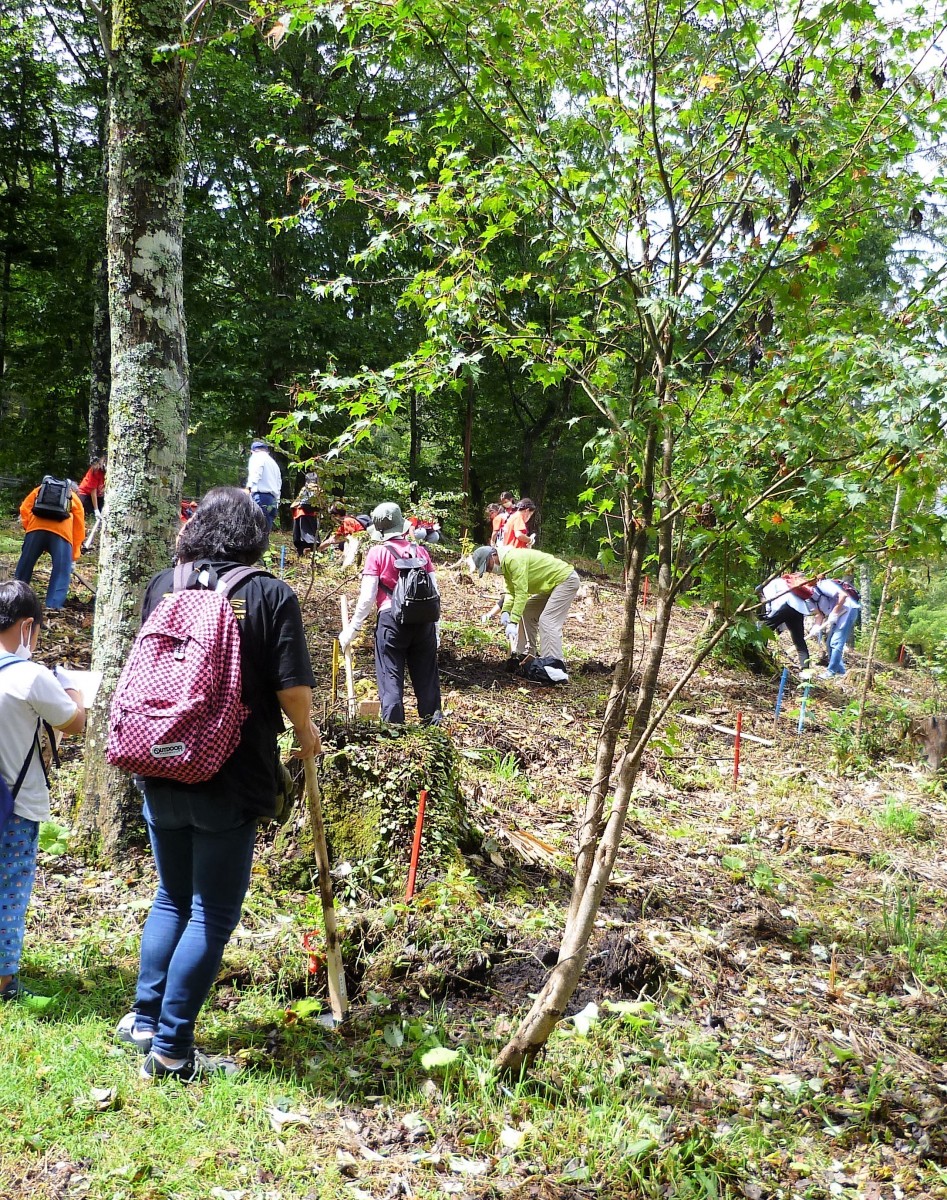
left=138, top=560, right=316, bottom=817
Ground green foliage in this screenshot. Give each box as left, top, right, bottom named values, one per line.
left=900, top=571, right=947, bottom=657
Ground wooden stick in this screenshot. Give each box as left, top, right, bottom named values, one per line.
left=405, top=788, right=429, bottom=902
left=71, top=568, right=97, bottom=597
left=733, top=711, right=742, bottom=782
left=678, top=713, right=774, bottom=746
left=303, top=756, right=349, bottom=1023
left=340, top=597, right=357, bottom=721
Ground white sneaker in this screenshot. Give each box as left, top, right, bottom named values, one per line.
left=115, top=1012, right=154, bottom=1054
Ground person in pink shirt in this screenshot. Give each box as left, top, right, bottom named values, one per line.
left=337, top=502, right=442, bottom=724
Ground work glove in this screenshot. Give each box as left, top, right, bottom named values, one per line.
left=500, top=612, right=511, bottom=627
left=480, top=612, right=492, bottom=625
left=338, top=629, right=354, bottom=655
left=506, top=622, right=520, bottom=650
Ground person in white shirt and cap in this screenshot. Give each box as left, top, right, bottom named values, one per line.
left=245, top=441, right=282, bottom=532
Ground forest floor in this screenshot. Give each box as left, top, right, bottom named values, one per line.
left=2, top=525, right=947, bottom=1200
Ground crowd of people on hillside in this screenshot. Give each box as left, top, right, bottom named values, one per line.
left=1, top=443, right=870, bottom=1081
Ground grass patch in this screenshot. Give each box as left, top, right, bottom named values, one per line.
left=875, top=797, right=931, bottom=841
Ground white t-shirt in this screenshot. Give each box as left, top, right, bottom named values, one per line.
left=813, top=579, right=859, bottom=618
left=246, top=451, right=282, bottom=497
left=0, top=655, right=77, bottom=822
left=761, top=578, right=812, bottom=618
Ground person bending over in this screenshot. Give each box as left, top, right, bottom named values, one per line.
left=471, top=544, right=580, bottom=667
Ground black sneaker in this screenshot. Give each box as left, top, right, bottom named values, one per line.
left=115, top=1012, right=154, bottom=1053
left=140, top=1048, right=241, bottom=1084
left=0, top=977, right=36, bottom=1003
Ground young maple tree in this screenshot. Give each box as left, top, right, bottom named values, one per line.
left=275, top=0, right=947, bottom=1070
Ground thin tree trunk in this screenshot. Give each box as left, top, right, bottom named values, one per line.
left=498, top=411, right=674, bottom=1075
left=409, top=390, right=420, bottom=504
left=461, top=377, right=473, bottom=537
left=88, top=254, right=110, bottom=457
left=855, top=484, right=902, bottom=741
left=79, top=0, right=190, bottom=857
left=858, top=561, right=871, bottom=636
left=567, top=424, right=656, bottom=927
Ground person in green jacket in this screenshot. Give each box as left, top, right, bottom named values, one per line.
left=471, top=544, right=581, bottom=664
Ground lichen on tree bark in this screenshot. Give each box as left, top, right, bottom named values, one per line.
left=79, top=0, right=189, bottom=857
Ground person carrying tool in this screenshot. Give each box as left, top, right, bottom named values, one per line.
left=112, top=487, right=320, bottom=1083
left=337, top=501, right=442, bottom=724
left=470, top=543, right=580, bottom=669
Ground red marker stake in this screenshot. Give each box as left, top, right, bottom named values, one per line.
left=898, top=643, right=906, bottom=666
left=405, top=789, right=429, bottom=902
left=733, top=711, right=743, bottom=783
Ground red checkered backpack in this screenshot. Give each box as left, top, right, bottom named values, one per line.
left=106, top=562, right=265, bottom=783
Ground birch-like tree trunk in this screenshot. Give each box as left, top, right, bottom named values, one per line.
left=79, top=0, right=189, bottom=856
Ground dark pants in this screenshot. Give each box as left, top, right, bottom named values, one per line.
left=134, top=786, right=257, bottom=1059
left=763, top=604, right=809, bottom=668
left=292, top=512, right=318, bottom=554
left=15, top=529, right=74, bottom=609
left=251, top=491, right=278, bottom=532
left=374, top=610, right=441, bottom=723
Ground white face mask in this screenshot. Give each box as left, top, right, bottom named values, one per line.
left=491, top=561, right=503, bottom=575
left=14, top=621, right=33, bottom=660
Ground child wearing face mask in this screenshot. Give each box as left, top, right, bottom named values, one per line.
left=0, top=581, right=85, bottom=1001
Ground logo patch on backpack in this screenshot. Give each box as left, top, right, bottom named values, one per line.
left=106, top=563, right=265, bottom=784
left=32, top=476, right=73, bottom=521
left=385, top=546, right=441, bottom=625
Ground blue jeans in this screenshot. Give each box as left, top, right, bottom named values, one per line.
left=251, top=491, right=278, bottom=532
left=0, top=816, right=39, bottom=976
left=15, top=530, right=74, bottom=609
left=827, top=606, right=860, bottom=675
left=135, top=787, right=257, bottom=1059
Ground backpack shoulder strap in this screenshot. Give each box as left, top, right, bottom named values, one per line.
left=9, top=721, right=41, bottom=800
left=216, top=566, right=271, bottom=599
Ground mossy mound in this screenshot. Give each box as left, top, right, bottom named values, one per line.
left=270, top=721, right=470, bottom=898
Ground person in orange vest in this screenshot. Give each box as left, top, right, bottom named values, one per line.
left=14, top=480, right=85, bottom=611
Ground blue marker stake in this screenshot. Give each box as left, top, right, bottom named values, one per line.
left=797, top=684, right=811, bottom=734
left=280, top=544, right=286, bottom=578
left=774, top=667, right=789, bottom=724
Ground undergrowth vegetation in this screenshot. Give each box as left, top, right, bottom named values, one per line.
left=3, top=533, right=947, bottom=1198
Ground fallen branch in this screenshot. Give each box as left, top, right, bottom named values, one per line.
left=678, top=713, right=774, bottom=746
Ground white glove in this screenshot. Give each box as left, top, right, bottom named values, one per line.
left=338, top=629, right=354, bottom=654
left=480, top=611, right=492, bottom=625
left=506, top=622, right=520, bottom=650
left=500, top=612, right=511, bottom=627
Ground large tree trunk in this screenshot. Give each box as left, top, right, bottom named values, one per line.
left=79, top=0, right=190, bottom=857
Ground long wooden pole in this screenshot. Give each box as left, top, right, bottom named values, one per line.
left=340, top=597, right=357, bottom=720
left=303, top=756, right=348, bottom=1022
